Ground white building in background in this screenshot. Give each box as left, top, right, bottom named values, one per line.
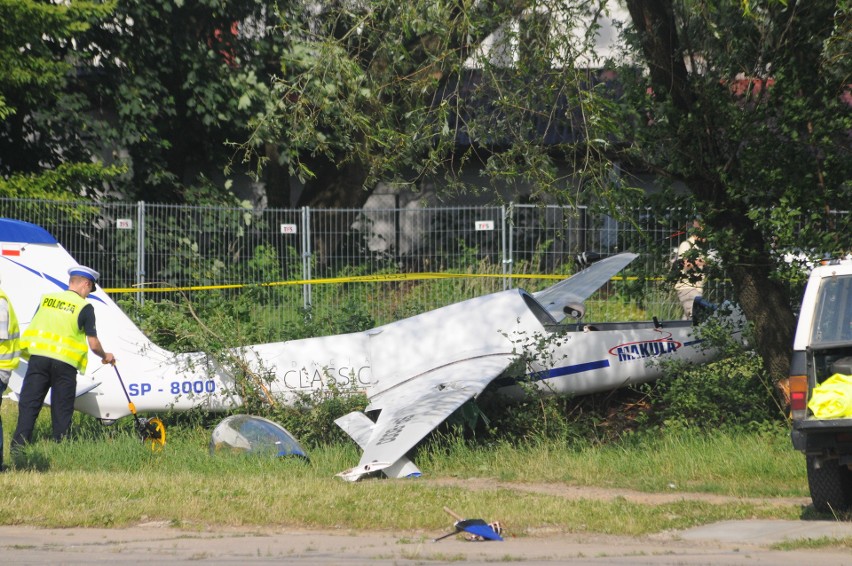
left=466, top=1, right=632, bottom=69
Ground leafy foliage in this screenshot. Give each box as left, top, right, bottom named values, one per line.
left=0, top=163, right=123, bottom=200
left=0, top=0, right=112, bottom=130
left=473, top=352, right=786, bottom=450
left=0, top=0, right=117, bottom=196
left=266, top=389, right=369, bottom=448
left=72, top=0, right=287, bottom=202
left=242, top=0, right=625, bottom=207
left=619, top=0, right=851, bottom=380
left=459, top=307, right=783, bottom=449
left=620, top=0, right=852, bottom=261
left=635, top=354, right=785, bottom=432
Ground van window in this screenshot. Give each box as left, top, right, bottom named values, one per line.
left=811, top=275, right=852, bottom=344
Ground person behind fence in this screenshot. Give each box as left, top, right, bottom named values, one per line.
left=673, top=220, right=707, bottom=320
left=12, top=266, right=115, bottom=450
left=0, top=277, right=22, bottom=471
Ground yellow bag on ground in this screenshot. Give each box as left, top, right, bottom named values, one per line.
left=808, top=374, right=852, bottom=419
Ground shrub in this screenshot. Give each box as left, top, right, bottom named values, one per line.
left=634, top=352, right=787, bottom=432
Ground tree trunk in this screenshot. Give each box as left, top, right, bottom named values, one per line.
left=700, top=189, right=796, bottom=384
left=624, top=0, right=798, bottom=385
left=725, top=261, right=796, bottom=382
left=624, top=0, right=692, bottom=110
left=693, top=180, right=797, bottom=386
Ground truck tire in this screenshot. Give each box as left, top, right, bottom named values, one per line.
left=806, top=455, right=851, bottom=513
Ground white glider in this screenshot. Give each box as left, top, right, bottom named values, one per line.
left=0, top=218, right=742, bottom=479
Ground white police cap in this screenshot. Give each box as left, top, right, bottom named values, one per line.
left=68, top=265, right=100, bottom=283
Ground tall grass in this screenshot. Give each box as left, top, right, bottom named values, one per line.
left=417, top=426, right=804, bottom=497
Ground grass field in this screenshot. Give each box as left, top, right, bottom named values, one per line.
left=0, top=400, right=825, bottom=536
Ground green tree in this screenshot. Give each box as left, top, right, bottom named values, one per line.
left=620, top=0, right=851, bottom=382
left=243, top=0, right=571, bottom=208
left=75, top=0, right=287, bottom=203
left=0, top=0, right=115, bottom=197
left=251, top=0, right=850, bottom=386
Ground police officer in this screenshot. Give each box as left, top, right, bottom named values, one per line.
left=0, top=277, right=21, bottom=470
left=12, top=266, right=115, bottom=448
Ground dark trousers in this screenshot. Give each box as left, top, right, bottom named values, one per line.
left=12, top=355, right=78, bottom=447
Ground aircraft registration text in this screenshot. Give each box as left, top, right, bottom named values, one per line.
left=128, top=380, right=218, bottom=396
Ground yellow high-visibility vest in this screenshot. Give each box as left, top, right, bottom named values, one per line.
left=808, top=374, right=852, bottom=419
left=0, top=289, right=20, bottom=371
left=21, top=290, right=89, bottom=373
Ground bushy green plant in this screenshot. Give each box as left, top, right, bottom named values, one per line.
left=266, top=389, right=369, bottom=448
left=634, top=353, right=786, bottom=432
left=467, top=353, right=785, bottom=452
left=446, top=312, right=782, bottom=450
left=475, top=394, right=597, bottom=446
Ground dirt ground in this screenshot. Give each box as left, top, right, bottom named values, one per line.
left=428, top=477, right=813, bottom=507
left=5, top=483, right=852, bottom=565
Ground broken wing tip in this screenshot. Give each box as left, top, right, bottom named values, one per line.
left=336, top=461, right=393, bottom=482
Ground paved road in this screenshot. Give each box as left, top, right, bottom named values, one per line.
left=3, top=520, right=852, bottom=565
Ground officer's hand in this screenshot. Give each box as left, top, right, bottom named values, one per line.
left=102, top=353, right=116, bottom=365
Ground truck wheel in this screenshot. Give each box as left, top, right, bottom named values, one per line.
left=806, top=455, right=851, bottom=513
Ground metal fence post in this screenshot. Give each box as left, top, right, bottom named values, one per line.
left=301, top=206, right=312, bottom=310
left=501, top=204, right=511, bottom=291
left=136, top=201, right=146, bottom=305
left=394, top=193, right=400, bottom=260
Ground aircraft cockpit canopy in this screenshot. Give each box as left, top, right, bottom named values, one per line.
left=210, top=414, right=308, bottom=459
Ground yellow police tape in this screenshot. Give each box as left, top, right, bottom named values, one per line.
left=103, top=273, right=643, bottom=294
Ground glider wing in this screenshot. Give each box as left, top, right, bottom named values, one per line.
left=337, top=354, right=514, bottom=481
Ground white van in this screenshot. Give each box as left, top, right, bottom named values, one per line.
left=789, top=257, right=852, bottom=512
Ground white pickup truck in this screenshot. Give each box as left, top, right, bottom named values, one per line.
left=789, top=257, right=852, bottom=512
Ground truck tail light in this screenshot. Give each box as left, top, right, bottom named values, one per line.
left=789, top=374, right=808, bottom=419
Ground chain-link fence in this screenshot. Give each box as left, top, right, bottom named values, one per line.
left=0, top=198, right=729, bottom=328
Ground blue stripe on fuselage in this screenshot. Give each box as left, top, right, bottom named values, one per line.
left=503, top=337, right=705, bottom=387
left=3, top=257, right=106, bottom=304
left=533, top=359, right=611, bottom=382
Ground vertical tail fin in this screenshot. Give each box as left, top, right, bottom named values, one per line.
left=0, top=218, right=163, bottom=390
